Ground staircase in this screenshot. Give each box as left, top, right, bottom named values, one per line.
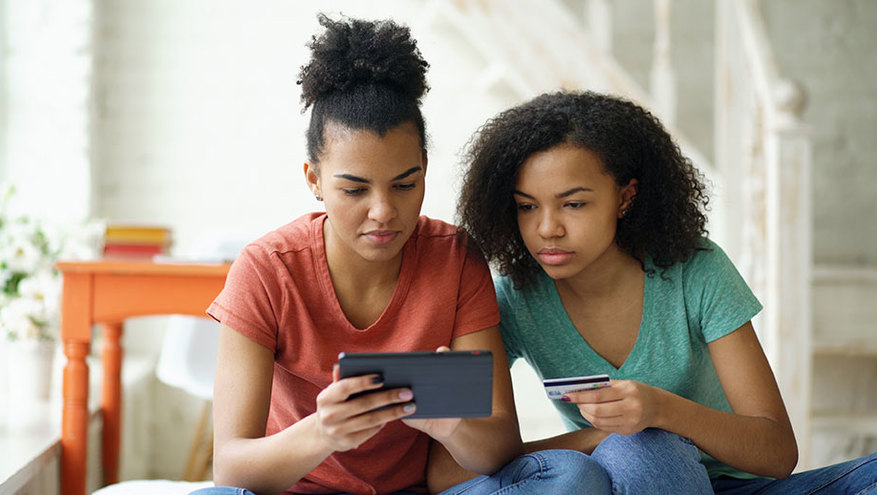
left=423, top=0, right=876, bottom=471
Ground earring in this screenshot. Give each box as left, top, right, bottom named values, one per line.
left=315, top=194, right=322, bottom=201
left=620, top=209, right=629, bottom=218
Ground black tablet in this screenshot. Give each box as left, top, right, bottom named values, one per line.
left=337, top=350, right=493, bottom=418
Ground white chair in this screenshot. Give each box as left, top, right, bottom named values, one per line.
left=154, top=236, right=249, bottom=481
left=94, top=236, right=252, bottom=494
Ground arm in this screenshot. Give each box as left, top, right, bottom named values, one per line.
left=568, top=321, right=797, bottom=479
left=419, top=325, right=523, bottom=492
left=212, top=324, right=419, bottom=493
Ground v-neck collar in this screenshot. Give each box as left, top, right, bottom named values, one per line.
left=312, top=214, right=416, bottom=333
left=544, top=266, right=650, bottom=373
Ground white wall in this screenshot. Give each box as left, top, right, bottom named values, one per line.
left=91, top=0, right=516, bottom=258
left=89, top=0, right=560, bottom=480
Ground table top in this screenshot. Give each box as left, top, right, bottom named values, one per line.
left=57, top=260, right=230, bottom=276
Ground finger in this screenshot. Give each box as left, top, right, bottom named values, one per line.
left=347, top=387, right=415, bottom=416
left=564, top=388, right=623, bottom=404
left=578, top=403, right=624, bottom=422
left=332, top=364, right=340, bottom=383
left=339, top=401, right=418, bottom=435
left=319, top=374, right=385, bottom=405
left=435, top=346, right=451, bottom=353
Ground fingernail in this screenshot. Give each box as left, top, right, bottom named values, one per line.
left=371, top=375, right=383, bottom=384
left=403, top=403, right=416, bottom=413
left=399, top=389, right=413, bottom=400
left=561, top=396, right=571, bottom=402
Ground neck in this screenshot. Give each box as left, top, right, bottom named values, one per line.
left=554, top=245, right=642, bottom=300
left=323, top=220, right=403, bottom=292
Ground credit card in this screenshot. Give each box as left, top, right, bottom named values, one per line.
left=543, top=374, right=611, bottom=399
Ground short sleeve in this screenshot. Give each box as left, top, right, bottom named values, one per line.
left=207, top=244, right=280, bottom=351
left=494, top=276, right=522, bottom=365
left=452, top=245, right=501, bottom=338
left=683, top=239, right=763, bottom=343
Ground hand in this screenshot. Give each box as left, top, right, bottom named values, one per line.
left=402, top=345, right=462, bottom=440
left=313, top=365, right=417, bottom=452
left=563, top=379, right=663, bottom=436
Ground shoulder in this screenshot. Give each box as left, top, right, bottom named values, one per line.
left=410, top=216, right=475, bottom=260
left=229, top=213, right=322, bottom=284
left=411, top=216, right=464, bottom=241
left=493, top=271, right=552, bottom=310
left=679, top=238, right=736, bottom=279
left=247, top=212, right=322, bottom=259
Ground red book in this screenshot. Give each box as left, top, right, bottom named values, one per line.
left=103, top=242, right=166, bottom=258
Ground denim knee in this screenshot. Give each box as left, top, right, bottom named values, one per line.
left=592, top=428, right=711, bottom=495
left=523, top=449, right=611, bottom=494
left=188, top=487, right=255, bottom=495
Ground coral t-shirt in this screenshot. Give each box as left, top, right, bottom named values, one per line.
left=207, top=212, right=500, bottom=494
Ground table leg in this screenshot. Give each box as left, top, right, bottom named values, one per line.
left=62, top=339, right=90, bottom=495
left=101, top=322, right=124, bottom=486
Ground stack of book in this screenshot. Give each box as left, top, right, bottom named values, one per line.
left=103, top=225, right=172, bottom=259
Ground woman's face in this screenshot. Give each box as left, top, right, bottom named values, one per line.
left=513, top=143, right=636, bottom=280
left=306, top=121, right=426, bottom=265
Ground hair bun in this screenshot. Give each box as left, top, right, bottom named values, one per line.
left=299, top=14, right=429, bottom=109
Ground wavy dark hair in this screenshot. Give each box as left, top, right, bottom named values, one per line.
left=297, top=14, right=430, bottom=163
left=457, top=91, right=709, bottom=289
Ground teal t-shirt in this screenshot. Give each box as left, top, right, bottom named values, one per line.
left=496, top=239, right=762, bottom=480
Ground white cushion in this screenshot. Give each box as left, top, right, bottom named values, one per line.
left=92, top=480, right=213, bottom=495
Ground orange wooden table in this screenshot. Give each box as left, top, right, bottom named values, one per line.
left=56, top=260, right=230, bottom=495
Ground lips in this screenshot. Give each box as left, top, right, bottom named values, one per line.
left=363, top=230, right=399, bottom=246
left=537, top=248, right=574, bottom=266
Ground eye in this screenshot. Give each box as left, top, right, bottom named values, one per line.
left=342, top=188, right=366, bottom=196
left=516, top=203, right=536, bottom=212
left=565, top=201, right=586, bottom=209
left=394, top=183, right=416, bottom=191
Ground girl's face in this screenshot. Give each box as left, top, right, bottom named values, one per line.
left=306, top=122, right=426, bottom=265
left=514, top=143, right=636, bottom=280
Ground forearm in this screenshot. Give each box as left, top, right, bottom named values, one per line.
left=437, top=413, right=523, bottom=474
left=655, top=388, right=797, bottom=478
left=214, top=414, right=334, bottom=494
left=524, top=427, right=609, bottom=454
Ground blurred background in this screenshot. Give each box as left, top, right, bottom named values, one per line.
left=1, top=0, right=875, bottom=492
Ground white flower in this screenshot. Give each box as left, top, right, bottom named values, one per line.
left=2, top=233, right=44, bottom=273
left=0, top=296, right=51, bottom=341
left=1, top=181, right=105, bottom=342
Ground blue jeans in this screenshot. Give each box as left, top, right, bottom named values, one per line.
left=190, top=490, right=420, bottom=495
left=190, top=449, right=609, bottom=495
left=591, top=428, right=713, bottom=494
left=438, top=449, right=610, bottom=494
left=712, top=450, right=877, bottom=494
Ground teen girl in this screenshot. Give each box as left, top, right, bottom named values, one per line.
left=192, top=18, right=611, bottom=495
left=454, top=90, right=877, bottom=494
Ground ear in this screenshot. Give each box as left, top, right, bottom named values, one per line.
left=304, top=161, right=321, bottom=199
left=421, top=153, right=428, bottom=173
left=618, top=178, right=638, bottom=217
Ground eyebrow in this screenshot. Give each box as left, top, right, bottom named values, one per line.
left=334, top=166, right=423, bottom=184
left=513, top=186, right=593, bottom=199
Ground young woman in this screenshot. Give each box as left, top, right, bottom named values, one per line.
left=193, top=18, right=610, bottom=495
left=455, top=90, right=877, bottom=494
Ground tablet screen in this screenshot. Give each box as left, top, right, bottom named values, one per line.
left=337, top=351, right=493, bottom=418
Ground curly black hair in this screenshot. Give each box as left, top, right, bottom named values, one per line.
left=298, top=14, right=430, bottom=163
left=457, top=90, right=709, bottom=289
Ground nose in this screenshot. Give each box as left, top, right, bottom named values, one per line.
left=537, top=209, right=564, bottom=239
left=368, top=192, right=397, bottom=224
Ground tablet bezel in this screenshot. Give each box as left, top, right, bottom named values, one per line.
left=337, top=350, right=493, bottom=418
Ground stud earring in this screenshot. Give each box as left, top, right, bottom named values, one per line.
left=620, top=209, right=629, bottom=218
left=315, top=194, right=322, bottom=201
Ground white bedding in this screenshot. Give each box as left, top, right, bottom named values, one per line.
left=93, top=480, right=213, bottom=494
